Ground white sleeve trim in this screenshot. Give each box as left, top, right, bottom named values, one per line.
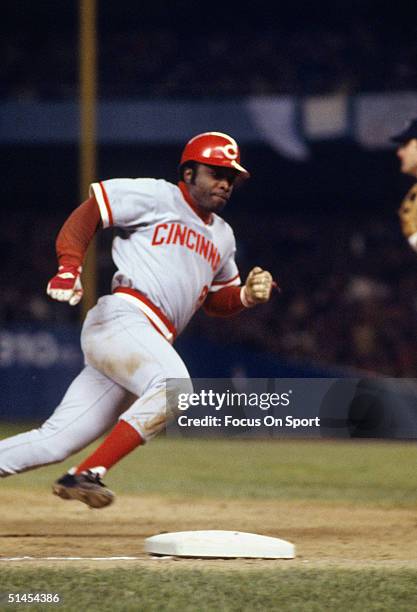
left=209, top=274, right=241, bottom=293
left=90, top=182, right=111, bottom=229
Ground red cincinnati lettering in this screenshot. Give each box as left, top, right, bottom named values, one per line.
left=152, top=223, right=168, bottom=245
left=186, top=229, right=197, bottom=250
left=173, top=224, right=187, bottom=245
left=166, top=223, right=175, bottom=244
left=195, top=234, right=201, bottom=253
left=199, top=235, right=210, bottom=259
left=151, top=222, right=221, bottom=270
left=207, top=243, right=220, bottom=270
left=213, top=252, right=221, bottom=271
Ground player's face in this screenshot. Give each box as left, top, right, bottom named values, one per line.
left=397, top=139, right=417, bottom=177
left=185, top=164, right=239, bottom=213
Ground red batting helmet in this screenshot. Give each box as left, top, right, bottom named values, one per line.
left=180, top=132, right=250, bottom=178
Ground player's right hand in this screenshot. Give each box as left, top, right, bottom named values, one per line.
left=46, top=265, right=83, bottom=306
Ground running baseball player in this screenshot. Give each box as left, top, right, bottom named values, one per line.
left=0, top=132, right=275, bottom=508
left=392, top=118, right=417, bottom=249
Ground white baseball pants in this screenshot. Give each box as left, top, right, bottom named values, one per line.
left=0, top=295, right=191, bottom=476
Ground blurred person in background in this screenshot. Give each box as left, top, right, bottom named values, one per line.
left=392, top=119, right=417, bottom=251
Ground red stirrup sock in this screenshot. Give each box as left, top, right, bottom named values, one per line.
left=75, top=420, right=144, bottom=474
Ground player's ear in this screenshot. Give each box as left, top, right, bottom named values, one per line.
left=183, top=167, right=193, bottom=184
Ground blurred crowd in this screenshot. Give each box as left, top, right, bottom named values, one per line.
left=1, top=14, right=415, bottom=99
left=3, top=207, right=417, bottom=377
left=2, top=2, right=416, bottom=376
left=189, top=210, right=417, bottom=377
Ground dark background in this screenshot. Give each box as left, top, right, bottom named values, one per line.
left=2, top=0, right=417, bottom=376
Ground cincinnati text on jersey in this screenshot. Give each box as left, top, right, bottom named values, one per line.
left=151, top=222, right=221, bottom=271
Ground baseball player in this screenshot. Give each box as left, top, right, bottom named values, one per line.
left=0, top=132, right=275, bottom=509
left=392, top=118, right=417, bottom=248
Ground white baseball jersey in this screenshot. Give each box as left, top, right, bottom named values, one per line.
left=0, top=177, right=244, bottom=478
left=90, top=178, right=241, bottom=336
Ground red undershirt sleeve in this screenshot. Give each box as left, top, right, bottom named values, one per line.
left=203, top=286, right=245, bottom=317
left=56, top=196, right=101, bottom=267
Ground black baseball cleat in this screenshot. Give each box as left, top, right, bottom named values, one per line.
left=52, top=470, right=115, bottom=509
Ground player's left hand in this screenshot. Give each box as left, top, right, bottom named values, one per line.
left=241, top=266, right=275, bottom=306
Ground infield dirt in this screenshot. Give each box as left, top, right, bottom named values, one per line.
left=1, top=489, right=417, bottom=570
